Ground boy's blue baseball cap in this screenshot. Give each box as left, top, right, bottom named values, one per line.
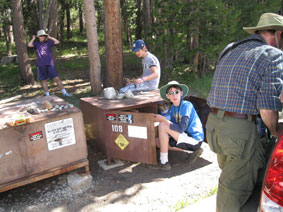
left=132, top=39, right=145, bottom=52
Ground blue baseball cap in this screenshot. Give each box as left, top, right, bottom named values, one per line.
left=132, top=39, right=146, bottom=52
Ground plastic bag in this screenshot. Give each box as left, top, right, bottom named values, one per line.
left=103, top=87, right=116, bottom=100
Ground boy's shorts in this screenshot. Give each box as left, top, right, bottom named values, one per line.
left=37, top=65, right=58, bottom=80
left=169, top=132, right=202, bottom=151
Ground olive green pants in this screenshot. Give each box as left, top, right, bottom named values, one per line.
left=206, top=111, right=265, bottom=212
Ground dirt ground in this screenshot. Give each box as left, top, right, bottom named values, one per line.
left=0, top=139, right=220, bottom=212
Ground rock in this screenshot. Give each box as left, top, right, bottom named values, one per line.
left=0, top=55, right=18, bottom=65
left=67, top=172, right=93, bottom=193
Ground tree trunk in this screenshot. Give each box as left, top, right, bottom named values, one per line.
left=48, top=0, right=58, bottom=59
left=9, top=25, right=14, bottom=44
left=104, top=0, right=123, bottom=88
left=121, top=0, right=131, bottom=48
left=37, top=0, right=43, bottom=29
left=143, top=0, right=152, bottom=42
left=83, top=0, right=102, bottom=94
left=11, top=0, right=34, bottom=84
left=2, top=7, right=13, bottom=55
left=66, top=3, right=72, bottom=40
left=42, top=0, right=52, bottom=31
left=3, top=25, right=11, bottom=56
left=192, top=10, right=200, bottom=80
left=58, top=0, right=65, bottom=42
left=79, top=3, right=83, bottom=35
left=135, top=0, right=142, bottom=39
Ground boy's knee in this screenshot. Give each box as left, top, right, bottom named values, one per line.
left=158, top=122, right=169, bottom=132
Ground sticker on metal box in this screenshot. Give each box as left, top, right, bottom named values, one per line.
left=118, top=114, right=133, bottom=124
left=29, top=131, right=43, bottom=141
left=106, top=113, right=116, bottom=121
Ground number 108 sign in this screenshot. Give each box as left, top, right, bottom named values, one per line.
left=112, top=124, right=123, bottom=133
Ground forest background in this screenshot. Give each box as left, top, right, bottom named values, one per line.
left=0, top=0, right=283, bottom=105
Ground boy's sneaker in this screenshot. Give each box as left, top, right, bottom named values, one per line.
left=63, top=92, right=72, bottom=97
left=187, top=148, right=203, bottom=163
left=146, top=162, right=171, bottom=171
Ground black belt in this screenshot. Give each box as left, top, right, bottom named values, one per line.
left=211, top=108, right=256, bottom=122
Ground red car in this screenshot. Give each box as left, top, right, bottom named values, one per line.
left=259, top=132, right=283, bottom=211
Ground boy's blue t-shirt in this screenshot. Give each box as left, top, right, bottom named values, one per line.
left=168, top=100, right=204, bottom=142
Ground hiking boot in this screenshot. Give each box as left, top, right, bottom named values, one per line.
left=187, top=148, right=203, bottom=163
left=63, top=92, right=72, bottom=97
left=146, top=162, right=171, bottom=171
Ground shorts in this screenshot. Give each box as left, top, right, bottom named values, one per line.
left=169, top=132, right=202, bottom=151
left=37, top=65, right=58, bottom=80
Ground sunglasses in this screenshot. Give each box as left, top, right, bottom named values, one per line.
left=167, top=90, right=180, bottom=95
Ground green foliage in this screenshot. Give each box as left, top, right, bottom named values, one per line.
left=223, top=0, right=283, bottom=39
left=121, top=0, right=138, bottom=47
left=1, top=0, right=282, bottom=97
left=151, top=0, right=239, bottom=74
left=22, top=0, right=40, bottom=37
left=198, top=0, right=240, bottom=55
left=0, top=64, right=21, bottom=86
left=160, top=64, right=213, bottom=98
left=57, top=56, right=89, bottom=71
left=0, top=64, right=22, bottom=98
left=173, top=198, right=192, bottom=211
left=172, top=185, right=218, bottom=211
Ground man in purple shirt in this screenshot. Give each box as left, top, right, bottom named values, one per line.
left=28, top=30, right=71, bottom=97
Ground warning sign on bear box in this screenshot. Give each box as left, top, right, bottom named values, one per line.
left=45, top=118, right=76, bottom=151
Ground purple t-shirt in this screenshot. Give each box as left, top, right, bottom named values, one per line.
left=33, top=40, right=55, bottom=66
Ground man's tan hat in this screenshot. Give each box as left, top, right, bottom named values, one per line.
left=36, top=29, right=48, bottom=37
left=243, top=13, right=283, bottom=34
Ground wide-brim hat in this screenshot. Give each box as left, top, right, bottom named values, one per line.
left=243, top=13, right=283, bottom=34
left=160, top=81, right=189, bottom=101
left=36, top=29, right=48, bottom=37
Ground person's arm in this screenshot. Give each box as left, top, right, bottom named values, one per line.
left=47, top=35, right=60, bottom=45
left=169, top=116, right=189, bottom=133
left=260, top=109, right=283, bottom=138
left=135, top=66, right=159, bottom=84
left=28, top=35, right=36, bottom=47
left=154, top=114, right=170, bottom=123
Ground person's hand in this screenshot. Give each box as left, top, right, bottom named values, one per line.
left=154, top=114, right=166, bottom=122
left=274, top=122, right=283, bottom=139
left=280, top=91, right=283, bottom=103
left=134, top=78, right=144, bottom=84
left=32, top=35, right=36, bottom=40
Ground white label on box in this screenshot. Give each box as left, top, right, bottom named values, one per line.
left=45, top=118, right=76, bottom=151
left=128, top=125, right=147, bottom=139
